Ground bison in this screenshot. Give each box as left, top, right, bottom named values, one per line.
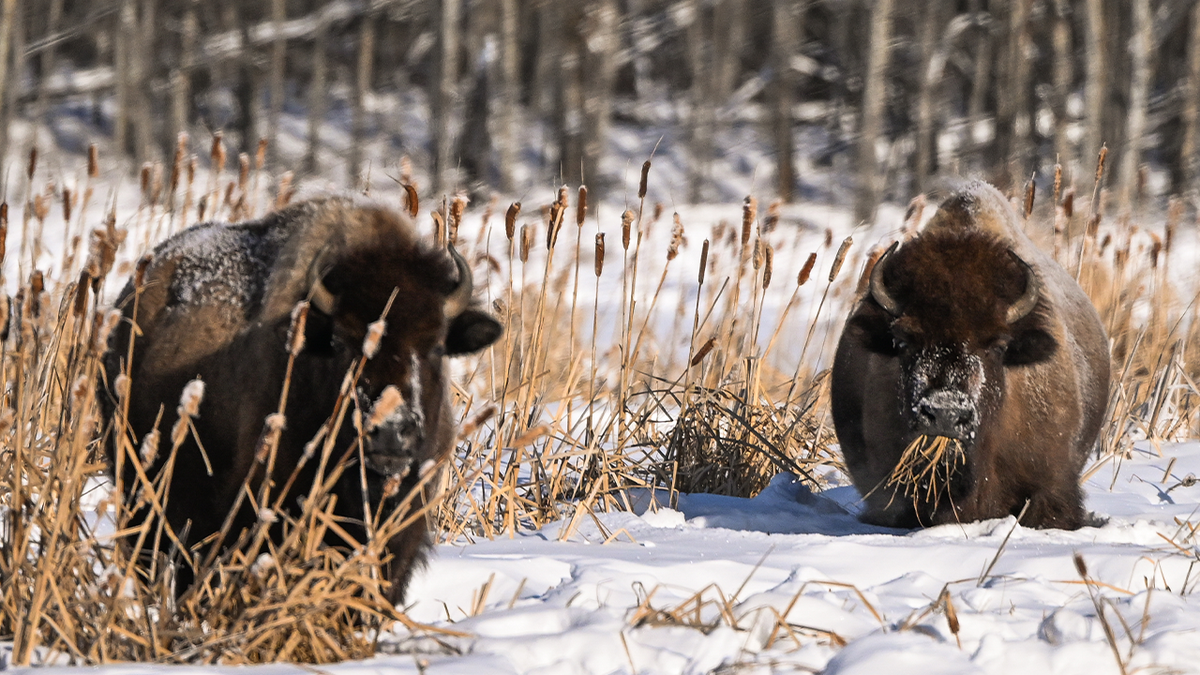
left=100, top=195, right=501, bottom=602
left=831, top=181, right=1110, bottom=529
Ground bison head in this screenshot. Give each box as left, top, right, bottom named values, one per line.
left=851, top=230, right=1057, bottom=452
left=296, top=234, right=500, bottom=499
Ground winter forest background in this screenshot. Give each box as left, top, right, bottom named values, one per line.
left=2, top=0, right=1199, bottom=222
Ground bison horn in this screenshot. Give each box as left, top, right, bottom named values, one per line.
left=1006, top=255, right=1041, bottom=323
left=869, top=241, right=902, bottom=316
left=444, top=245, right=473, bottom=318
left=306, top=248, right=338, bottom=315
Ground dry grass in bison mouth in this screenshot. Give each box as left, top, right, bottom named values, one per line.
left=880, top=434, right=966, bottom=511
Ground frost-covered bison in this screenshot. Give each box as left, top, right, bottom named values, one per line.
left=101, top=195, right=501, bottom=601
left=831, top=182, right=1110, bottom=529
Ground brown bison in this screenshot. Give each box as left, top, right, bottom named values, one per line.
left=101, top=195, right=501, bottom=602
left=831, top=182, right=1110, bottom=529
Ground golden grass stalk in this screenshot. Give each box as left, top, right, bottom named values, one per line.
left=881, top=434, right=965, bottom=510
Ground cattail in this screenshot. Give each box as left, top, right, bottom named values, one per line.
left=546, top=202, right=564, bottom=249
left=151, top=163, right=163, bottom=205
left=1100, top=233, right=1112, bottom=252
left=653, top=202, right=664, bottom=223
left=1052, top=163, right=1062, bottom=206
left=457, top=404, right=497, bottom=439
left=1136, top=164, right=1148, bottom=205
left=1094, top=145, right=1107, bottom=187
left=278, top=171, right=295, bottom=208
left=667, top=213, right=684, bottom=260
left=829, top=236, right=852, bottom=282
left=557, top=184, right=569, bottom=209
left=857, top=247, right=883, bottom=294
left=752, top=238, right=763, bottom=269
left=824, top=227, right=833, bottom=248
left=520, top=224, right=532, bottom=262
left=764, top=199, right=782, bottom=232
left=798, top=252, right=816, bottom=285
left=238, top=153, right=250, bottom=192
left=62, top=186, right=73, bottom=222
left=363, top=319, right=386, bottom=359
left=1073, top=552, right=1088, bottom=578
left=1166, top=196, right=1182, bottom=254
left=450, top=196, right=466, bottom=245
left=1149, top=233, right=1162, bottom=269
left=32, top=194, right=48, bottom=222
left=1062, top=188, right=1075, bottom=219
left=382, top=473, right=403, bottom=499
left=71, top=373, right=91, bottom=408
left=576, top=185, right=588, bottom=226
left=180, top=379, right=205, bottom=418
left=403, top=183, right=419, bottom=218
left=114, top=374, right=131, bottom=403
left=256, top=138, right=268, bottom=170
left=638, top=160, right=651, bottom=199
left=621, top=210, right=634, bottom=250
left=87, top=144, right=99, bottom=178
left=288, top=301, right=310, bottom=356
left=690, top=336, right=716, bottom=367
left=505, top=202, right=520, bottom=240
left=93, top=309, right=122, bottom=353
left=594, top=233, right=605, bottom=277
left=368, top=386, right=404, bottom=430
left=698, top=239, right=710, bottom=285
left=27, top=146, right=37, bottom=179
left=73, top=272, right=90, bottom=316
left=763, top=244, right=774, bottom=289
left=1023, top=175, right=1035, bottom=218
left=211, top=131, right=226, bottom=171
left=741, top=196, right=756, bottom=248
left=140, top=428, right=161, bottom=465
left=1086, top=213, right=1101, bottom=238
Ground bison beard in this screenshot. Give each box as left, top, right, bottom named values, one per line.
left=831, top=182, right=1110, bottom=530
left=99, top=196, right=501, bottom=603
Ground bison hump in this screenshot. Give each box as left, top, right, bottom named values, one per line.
left=155, top=221, right=290, bottom=316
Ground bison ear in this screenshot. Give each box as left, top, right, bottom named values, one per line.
left=1004, top=327, right=1056, bottom=365
left=847, top=312, right=900, bottom=357
left=302, top=304, right=338, bottom=356
left=445, top=309, right=502, bottom=356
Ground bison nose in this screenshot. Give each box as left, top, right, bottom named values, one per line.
left=364, top=413, right=423, bottom=475
left=915, top=393, right=976, bottom=439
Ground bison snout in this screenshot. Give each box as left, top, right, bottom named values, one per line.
left=364, top=413, right=423, bottom=476
left=914, top=391, right=976, bottom=440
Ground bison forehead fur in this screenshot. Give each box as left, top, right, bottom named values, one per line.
left=99, top=195, right=501, bottom=603
left=830, top=181, right=1110, bottom=531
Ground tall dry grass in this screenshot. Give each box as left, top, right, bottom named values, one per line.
left=0, top=139, right=1194, bottom=665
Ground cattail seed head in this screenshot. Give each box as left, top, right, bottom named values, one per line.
left=830, top=237, right=852, bottom=282
left=367, top=386, right=404, bottom=430
left=576, top=186, right=588, bottom=227
left=698, top=239, right=710, bottom=285
left=1073, top=552, right=1088, bottom=578
left=653, top=202, right=664, bottom=223
left=505, top=202, right=520, bottom=240
left=288, top=300, right=310, bottom=356
left=363, top=319, right=386, bottom=359
left=1062, top=188, right=1075, bottom=219
left=211, top=131, right=226, bottom=171
left=557, top=185, right=569, bottom=209
left=238, top=153, right=250, bottom=191
left=797, top=253, right=816, bottom=286
left=638, top=161, right=651, bottom=199
left=256, top=138, right=268, bottom=170
left=140, top=429, right=161, bottom=465
left=73, top=272, right=90, bottom=316
left=520, top=224, right=532, bottom=262
left=383, top=473, right=403, bottom=499
left=87, top=144, right=99, bottom=178
left=93, top=309, right=122, bottom=352
left=33, top=194, right=48, bottom=222
left=1149, top=233, right=1162, bottom=269
left=741, top=196, right=756, bottom=248
left=72, top=373, right=91, bottom=408
left=690, top=336, right=716, bottom=367
left=27, top=146, right=38, bottom=179
left=763, top=244, right=774, bottom=289
left=403, top=183, right=419, bottom=218
left=765, top=200, right=781, bottom=232
left=1094, top=145, right=1108, bottom=186
left=114, top=373, right=131, bottom=402
left=1086, top=213, right=1101, bottom=238
left=824, top=228, right=833, bottom=248
left=1023, top=175, right=1036, bottom=218
left=457, top=404, right=497, bottom=440
left=1052, top=163, right=1062, bottom=206
left=179, top=379, right=206, bottom=418
left=62, top=187, right=73, bottom=222
left=594, top=233, right=605, bottom=277
left=667, top=213, right=684, bottom=261
left=621, top=210, right=634, bottom=250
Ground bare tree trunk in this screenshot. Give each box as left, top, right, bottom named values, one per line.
left=303, top=22, right=327, bottom=175
left=171, top=0, right=198, bottom=151
left=132, top=0, right=156, bottom=165
left=1008, top=0, right=1032, bottom=188
left=967, top=0, right=993, bottom=170
left=771, top=0, right=801, bottom=202
left=34, top=0, right=64, bottom=145
left=581, top=0, right=618, bottom=191
left=1083, top=0, right=1106, bottom=168
left=497, top=0, right=519, bottom=193
left=267, top=0, right=286, bottom=167
left=1118, top=0, right=1151, bottom=212
left=433, top=0, right=460, bottom=195
left=115, top=0, right=134, bottom=157
left=349, top=13, right=376, bottom=188
left=0, top=0, right=17, bottom=169
left=854, top=0, right=894, bottom=225
left=1051, top=0, right=1074, bottom=172
left=557, top=27, right=584, bottom=186
left=686, top=2, right=713, bottom=203
left=1183, top=1, right=1200, bottom=198
left=914, top=0, right=942, bottom=195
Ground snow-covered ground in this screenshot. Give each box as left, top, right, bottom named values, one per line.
left=17, top=441, right=1200, bottom=674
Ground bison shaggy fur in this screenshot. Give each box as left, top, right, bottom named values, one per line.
left=100, top=195, right=501, bottom=602
left=831, top=182, right=1110, bottom=529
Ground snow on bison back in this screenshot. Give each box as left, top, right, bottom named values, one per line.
left=99, top=195, right=501, bottom=602
left=831, top=181, right=1110, bottom=530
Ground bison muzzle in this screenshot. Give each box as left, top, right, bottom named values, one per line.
left=100, top=195, right=501, bottom=602
left=831, top=182, right=1110, bottom=530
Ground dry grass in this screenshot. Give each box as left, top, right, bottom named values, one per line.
left=879, top=435, right=965, bottom=511
left=0, top=140, right=1195, bottom=665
